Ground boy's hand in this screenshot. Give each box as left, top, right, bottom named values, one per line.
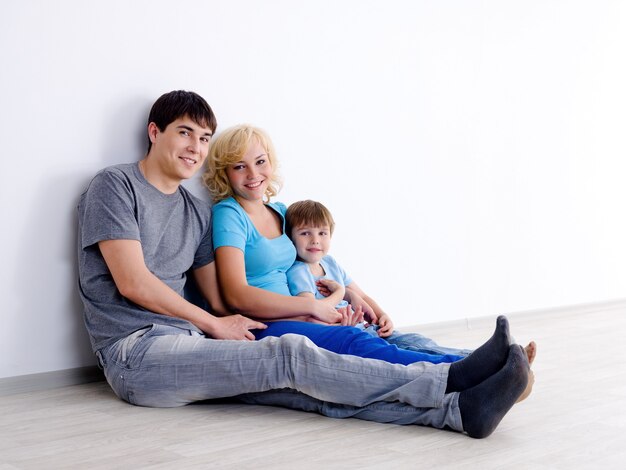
left=316, top=278, right=344, bottom=297
left=377, top=314, right=394, bottom=337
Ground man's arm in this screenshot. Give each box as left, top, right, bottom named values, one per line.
left=99, top=239, right=265, bottom=340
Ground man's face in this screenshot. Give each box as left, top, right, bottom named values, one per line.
left=148, top=116, right=213, bottom=183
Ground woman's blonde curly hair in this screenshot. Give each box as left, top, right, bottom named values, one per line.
left=203, top=124, right=282, bottom=203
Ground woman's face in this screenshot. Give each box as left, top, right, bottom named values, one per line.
left=226, top=138, right=273, bottom=203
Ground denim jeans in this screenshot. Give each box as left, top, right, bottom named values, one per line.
left=359, top=324, right=473, bottom=357
left=97, top=324, right=463, bottom=432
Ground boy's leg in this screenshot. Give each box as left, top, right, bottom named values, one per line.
left=363, top=325, right=473, bottom=357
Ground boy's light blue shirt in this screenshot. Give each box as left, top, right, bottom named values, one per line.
left=286, top=255, right=352, bottom=308
left=212, top=197, right=296, bottom=296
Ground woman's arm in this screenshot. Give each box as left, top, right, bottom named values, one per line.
left=215, top=246, right=343, bottom=323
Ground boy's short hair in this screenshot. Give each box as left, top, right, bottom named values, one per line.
left=203, top=124, right=281, bottom=203
left=147, top=90, right=217, bottom=152
left=286, top=200, right=336, bottom=237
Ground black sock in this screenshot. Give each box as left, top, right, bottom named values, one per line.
left=446, top=315, right=511, bottom=393
left=458, top=344, right=529, bottom=438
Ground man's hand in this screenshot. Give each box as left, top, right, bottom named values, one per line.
left=204, top=315, right=267, bottom=341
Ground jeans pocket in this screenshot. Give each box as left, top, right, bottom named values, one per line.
left=122, top=324, right=159, bottom=369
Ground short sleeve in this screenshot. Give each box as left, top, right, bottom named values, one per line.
left=325, top=255, right=352, bottom=287
left=212, top=202, right=247, bottom=251
left=192, top=219, right=214, bottom=269
left=286, top=262, right=317, bottom=296
left=79, top=169, right=140, bottom=249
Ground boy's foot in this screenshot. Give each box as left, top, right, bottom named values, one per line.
left=446, top=315, right=511, bottom=393
left=459, top=344, right=530, bottom=438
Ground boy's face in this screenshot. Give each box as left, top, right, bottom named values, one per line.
left=148, top=116, right=213, bottom=183
left=291, top=225, right=332, bottom=264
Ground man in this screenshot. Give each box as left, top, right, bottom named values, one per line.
left=77, top=90, right=529, bottom=438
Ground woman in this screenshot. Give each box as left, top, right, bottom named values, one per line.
left=202, top=124, right=511, bottom=366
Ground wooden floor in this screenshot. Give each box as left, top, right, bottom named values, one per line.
left=2, top=302, right=626, bottom=469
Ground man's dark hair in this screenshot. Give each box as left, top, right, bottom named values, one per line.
left=147, top=90, right=218, bottom=152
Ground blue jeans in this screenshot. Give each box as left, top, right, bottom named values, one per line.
left=97, top=324, right=463, bottom=431
left=359, top=324, right=473, bottom=357
left=254, top=321, right=463, bottom=364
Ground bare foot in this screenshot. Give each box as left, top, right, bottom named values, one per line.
left=524, top=341, right=537, bottom=365
left=516, top=369, right=535, bottom=403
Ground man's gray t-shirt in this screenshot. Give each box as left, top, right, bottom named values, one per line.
left=77, top=163, right=213, bottom=352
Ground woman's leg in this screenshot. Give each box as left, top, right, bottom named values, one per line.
left=254, top=321, right=463, bottom=365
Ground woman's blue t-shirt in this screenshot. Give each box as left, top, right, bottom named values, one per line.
left=211, top=197, right=296, bottom=296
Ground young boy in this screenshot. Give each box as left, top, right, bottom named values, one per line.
left=284, top=200, right=472, bottom=356
left=285, top=199, right=537, bottom=365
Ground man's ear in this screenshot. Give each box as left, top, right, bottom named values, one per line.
left=147, top=122, right=160, bottom=144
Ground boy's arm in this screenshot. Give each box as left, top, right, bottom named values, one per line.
left=345, top=281, right=395, bottom=337
left=99, top=239, right=265, bottom=340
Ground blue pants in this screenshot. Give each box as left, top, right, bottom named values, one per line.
left=253, top=321, right=463, bottom=365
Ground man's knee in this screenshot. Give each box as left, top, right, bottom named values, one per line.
left=276, top=333, right=319, bottom=356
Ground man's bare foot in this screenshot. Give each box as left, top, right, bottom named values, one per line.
left=524, top=341, right=537, bottom=365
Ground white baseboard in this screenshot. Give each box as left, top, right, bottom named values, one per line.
left=402, top=297, right=626, bottom=334
left=0, top=366, right=104, bottom=397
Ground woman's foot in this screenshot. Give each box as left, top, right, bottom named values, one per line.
left=515, top=343, right=536, bottom=402
left=525, top=341, right=537, bottom=365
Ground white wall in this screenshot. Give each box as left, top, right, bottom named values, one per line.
left=2, top=0, right=626, bottom=379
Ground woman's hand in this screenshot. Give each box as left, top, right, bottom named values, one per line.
left=338, top=304, right=364, bottom=326
left=310, top=297, right=343, bottom=324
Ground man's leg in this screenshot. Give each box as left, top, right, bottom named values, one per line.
left=99, top=325, right=451, bottom=415
left=236, top=389, right=462, bottom=430
left=98, top=322, right=526, bottom=437
left=239, top=344, right=528, bottom=438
